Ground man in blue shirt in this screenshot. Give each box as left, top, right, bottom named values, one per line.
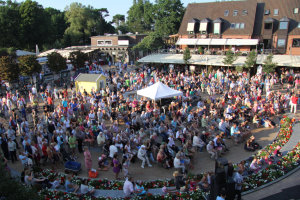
left=230, top=123, right=241, bottom=144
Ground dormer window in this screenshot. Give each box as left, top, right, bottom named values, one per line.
left=240, top=23, right=245, bottom=29
left=279, top=22, right=288, bottom=29
left=233, top=10, right=238, bottom=16
left=230, top=23, right=235, bottom=29
left=213, top=18, right=222, bottom=34
left=199, top=23, right=207, bottom=34
left=265, top=23, right=272, bottom=29
left=279, top=17, right=289, bottom=30
left=199, top=18, right=209, bottom=34
left=224, top=10, right=229, bottom=17
left=187, top=22, right=195, bottom=32
left=274, top=9, right=279, bottom=16
left=298, top=22, right=300, bottom=28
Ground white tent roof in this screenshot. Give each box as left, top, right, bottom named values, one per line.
left=137, top=82, right=183, bottom=100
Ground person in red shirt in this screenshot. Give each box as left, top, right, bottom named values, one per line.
left=290, top=93, right=298, bottom=114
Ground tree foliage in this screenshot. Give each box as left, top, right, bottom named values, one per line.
left=19, top=0, right=51, bottom=49
left=0, top=160, right=41, bottom=200
left=263, top=53, right=277, bottom=73
left=69, top=51, right=88, bottom=70
left=222, top=46, right=237, bottom=66
left=244, top=50, right=257, bottom=69
left=0, top=56, right=19, bottom=82
left=18, top=55, right=41, bottom=77
left=47, top=52, right=67, bottom=73
left=64, top=3, right=115, bottom=45
left=153, top=0, right=185, bottom=36
left=112, top=14, right=125, bottom=27
left=183, top=47, right=191, bottom=65
left=133, top=32, right=164, bottom=51
left=127, top=0, right=154, bottom=33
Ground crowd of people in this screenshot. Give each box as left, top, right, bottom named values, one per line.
left=0, top=62, right=299, bottom=199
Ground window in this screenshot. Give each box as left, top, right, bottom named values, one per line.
left=235, top=23, right=240, bottom=29
left=279, top=21, right=288, bottom=29
left=233, top=10, right=238, bottom=16
left=224, top=10, right=229, bottom=16
left=294, top=8, right=299, bottom=14
left=188, top=31, right=194, bottom=34
left=277, top=39, right=286, bottom=47
left=97, top=40, right=104, bottom=46
left=214, top=23, right=220, bottom=34
left=199, top=23, right=207, bottom=32
left=265, top=23, right=272, bottom=29
left=230, top=23, right=235, bottom=29
left=105, top=40, right=112, bottom=45
left=240, top=23, right=245, bottom=29
left=298, top=22, right=300, bottom=28
left=187, top=23, right=194, bottom=31
left=264, top=9, right=270, bottom=15
left=242, top=10, right=248, bottom=16
left=274, top=9, right=279, bottom=16
left=292, top=39, right=300, bottom=47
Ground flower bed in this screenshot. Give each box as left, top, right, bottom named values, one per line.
left=243, top=142, right=300, bottom=190
left=38, top=117, right=296, bottom=199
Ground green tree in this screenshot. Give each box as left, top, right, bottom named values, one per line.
left=127, top=0, right=154, bottom=33
left=0, top=1, right=22, bottom=48
left=19, top=0, right=50, bottom=50
left=18, top=55, right=41, bottom=77
left=133, top=32, right=164, bottom=51
left=222, top=46, right=237, bottom=67
left=47, top=52, right=67, bottom=73
left=69, top=51, right=88, bottom=70
left=183, top=47, right=191, bottom=65
left=263, top=53, right=277, bottom=73
left=153, top=0, right=184, bottom=36
left=243, top=50, right=257, bottom=70
left=44, top=7, right=67, bottom=49
left=112, top=14, right=125, bottom=27
left=64, top=3, right=115, bottom=45
left=0, top=56, right=19, bottom=82
left=198, top=47, right=204, bottom=54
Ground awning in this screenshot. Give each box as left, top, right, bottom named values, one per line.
left=199, top=23, right=207, bottom=31
left=256, top=55, right=300, bottom=67
left=176, top=38, right=197, bottom=45
left=226, top=39, right=259, bottom=46
left=187, top=23, right=195, bottom=31
left=196, top=39, right=211, bottom=45
left=210, top=39, right=227, bottom=45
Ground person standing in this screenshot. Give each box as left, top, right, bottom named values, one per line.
left=84, top=147, right=92, bottom=174
left=233, top=169, right=243, bottom=200
left=7, top=138, right=17, bottom=163
left=290, top=93, right=298, bottom=114
left=75, top=127, right=84, bottom=153
left=112, top=154, right=121, bottom=180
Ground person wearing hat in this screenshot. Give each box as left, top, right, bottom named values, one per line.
left=137, top=145, right=152, bottom=168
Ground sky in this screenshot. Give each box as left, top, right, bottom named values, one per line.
left=15, top=0, right=215, bottom=21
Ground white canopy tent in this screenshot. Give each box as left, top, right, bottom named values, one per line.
left=137, top=82, right=183, bottom=100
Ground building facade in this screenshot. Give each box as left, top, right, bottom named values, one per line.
left=90, top=34, right=147, bottom=63
left=177, top=0, right=300, bottom=55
